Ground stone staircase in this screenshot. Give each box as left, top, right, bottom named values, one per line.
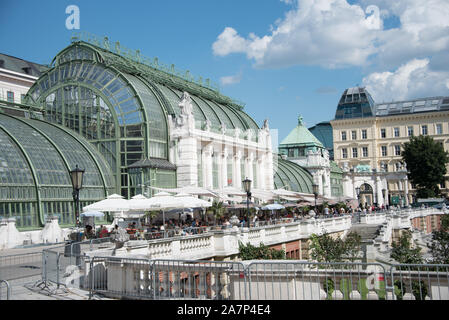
left=350, top=224, right=381, bottom=242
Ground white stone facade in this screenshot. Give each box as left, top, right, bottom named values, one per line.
left=168, top=92, right=274, bottom=192
left=286, top=149, right=332, bottom=197
left=0, top=67, right=38, bottom=103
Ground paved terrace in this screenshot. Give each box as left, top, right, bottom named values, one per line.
left=85, top=207, right=444, bottom=260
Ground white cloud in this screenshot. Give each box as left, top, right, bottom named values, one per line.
left=362, top=58, right=449, bottom=102
left=213, top=0, right=449, bottom=98
left=219, top=72, right=242, bottom=86
left=212, top=0, right=383, bottom=69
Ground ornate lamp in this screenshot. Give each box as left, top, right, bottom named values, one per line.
left=70, top=165, right=85, bottom=227
left=312, top=183, right=319, bottom=213
left=242, top=178, right=252, bottom=228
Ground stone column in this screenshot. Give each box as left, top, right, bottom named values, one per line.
left=257, top=154, right=265, bottom=190
left=247, top=151, right=254, bottom=184
left=404, top=178, right=410, bottom=206
left=234, top=150, right=242, bottom=189
left=221, top=148, right=228, bottom=188
left=176, top=136, right=198, bottom=187
left=204, top=145, right=213, bottom=189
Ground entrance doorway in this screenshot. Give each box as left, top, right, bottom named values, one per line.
left=359, top=183, right=374, bottom=207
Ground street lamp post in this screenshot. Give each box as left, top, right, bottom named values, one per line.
left=312, top=183, right=319, bottom=217
left=242, top=178, right=252, bottom=228
left=70, top=165, right=85, bottom=227
left=356, top=186, right=361, bottom=223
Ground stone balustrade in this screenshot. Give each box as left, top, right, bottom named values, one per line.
left=87, top=216, right=353, bottom=260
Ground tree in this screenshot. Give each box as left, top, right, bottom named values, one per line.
left=238, top=242, right=286, bottom=260
left=390, top=231, right=423, bottom=264
left=144, top=210, right=159, bottom=226
left=427, top=215, right=449, bottom=264
left=309, top=232, right=361, bottom=263
left=208, top=200, right=225, bottom=226
left=401, top=135, right=449, bottom=198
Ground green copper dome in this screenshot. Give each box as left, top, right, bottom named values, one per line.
left=280, top=115, right=324, bottom=148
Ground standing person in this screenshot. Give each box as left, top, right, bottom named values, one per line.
left=99, top=225, right=108, bottom=238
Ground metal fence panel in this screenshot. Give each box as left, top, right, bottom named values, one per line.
left=388, top=264, right=449, bottom=300
left=244, top=261, right=389, bottom=300
left=0, top=280, right=11, bottom=300
left=0, top=252, right=43, bottom=282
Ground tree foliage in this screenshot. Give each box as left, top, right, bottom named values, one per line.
left=427, top=215, right=449, bottom=264
left=401, top=135, right=449, bottom=198
left=238, top=242, right=286, bottom=260
left=208, top=200, right=225, bottom=225
left=309, top=232, right=362, bottom=263
left=390, top=231, right=423, bottom=264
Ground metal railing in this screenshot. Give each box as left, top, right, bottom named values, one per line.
left=37, top=240, right=449, bottom=300
left=388, top=263, right=449, bottom=300
left=0, top=280, right=11, bottom=300
left=0, top=252, right=43, bottom=281
left=87, top=257, right=247, bottom=300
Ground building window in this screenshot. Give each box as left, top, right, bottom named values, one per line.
left=408, top=126, right=414, bottom=137
left=380, top=128, right=386, bottom=138
left=436, top=123, right=443, bottom=135
left=381, top=146, right=387, bottom=157
left=394, top=145, right=401, bottom=156
left=21, top=94, right=26, bottom=103
left=288, top=149, right=295, bottom=157
left=422, top=125, right=428, bottom=136
left=341, top=131, right=347, bottom=141
left=342, top=148, right=348, bottom=159
left=7, top=91, right=14, bottom=103
left=351, top=130, right=357, bottom=140
left=394, top=127, right=400, bottom=137
left=362, top=147, right=368, bottom=157
left=352, top=147, right=358, bottom=158
left=362, top=129, right=367, bottom=139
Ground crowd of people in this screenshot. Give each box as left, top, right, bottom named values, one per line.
left=79, top=202, right=393, bottom=241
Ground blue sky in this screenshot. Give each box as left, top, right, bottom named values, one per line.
left=1, top=0, right=449, bottom=142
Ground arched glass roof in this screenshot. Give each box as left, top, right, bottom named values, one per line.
left=0, top=113, right=115, bottom=191
left=0, top=111, right=115, bottom=228
left=273, top=155, right=313, bottom=193
left=24, top=41, right=261, bottom=196
left=51, top=42, right=259, bottom=135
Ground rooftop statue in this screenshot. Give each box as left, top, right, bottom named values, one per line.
left=262, top=119, right=270, bottom=131
left=179, top=91, right=193, bottom=116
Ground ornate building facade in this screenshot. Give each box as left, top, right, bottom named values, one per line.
left=331, top=87, right=449, bottom=206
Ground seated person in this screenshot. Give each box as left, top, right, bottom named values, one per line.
left=84, top=225, right=94, bottom=239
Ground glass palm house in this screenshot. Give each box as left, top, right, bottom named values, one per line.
left=0, top=35, right=316, bottom=230
left=24, top=38, right=260, bottom=199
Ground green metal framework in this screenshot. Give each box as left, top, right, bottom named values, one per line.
left=0, top=112, right=115, bottom=230
left=330, top=161, right=344, bottom=197
left=273, top=155, right=313, bottom=193
left=25, top=41, right=260, bottom=197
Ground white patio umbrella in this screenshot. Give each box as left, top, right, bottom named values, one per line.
left=83, top=194, right=130, bottom=213
left=173, top=193, right=212, bottom=209
left=128, top=194, right=150, bottom=211
left=140, top=192, right=181, bottom=229
left=80, top=211, right=105, bottom=218
left=272, top=188, right=302, bottom=198
left=214, top=186, right=246, bottom=196
left=251, top=189, right=276, bottom=202
left=261, top=203, right=285, bottom=210
left=149, top=186, right=218, bottom=198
